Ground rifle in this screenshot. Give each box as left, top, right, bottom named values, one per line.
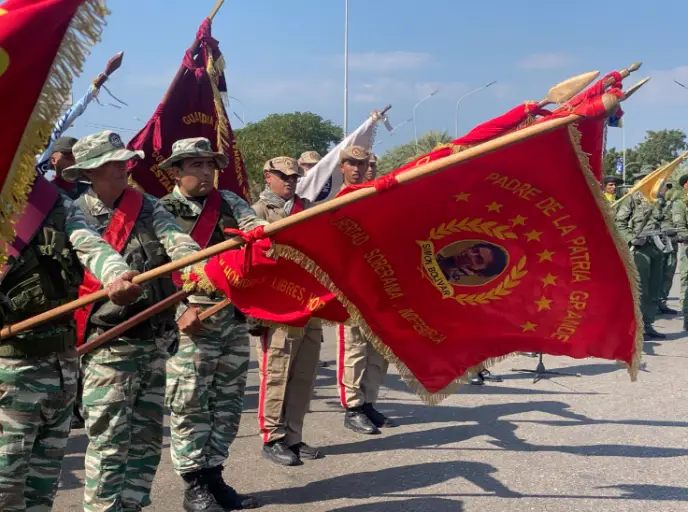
left=634, top=227, right=678, bottom=252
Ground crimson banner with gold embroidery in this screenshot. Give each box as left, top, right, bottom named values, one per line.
left=202, top=84, right=641, bottom=402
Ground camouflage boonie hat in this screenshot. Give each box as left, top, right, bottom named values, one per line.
left=298, top=151, right=322, bottom=167
left=159, top=137, right=229, bottom=170
left=369, top=153, right=378, bottom=163
left=339, top=145, right=370, bottom=164
left=264, top=156, right=303, bottom=177
left=62, top=130, right=143, bottom=182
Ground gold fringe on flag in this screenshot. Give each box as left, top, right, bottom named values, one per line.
left=206, top=51, right=230, bottom=184
left=0, top=0, right=109, bottom=272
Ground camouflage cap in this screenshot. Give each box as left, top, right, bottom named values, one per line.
left=159, top=137, right=229, bottom=170
left=680, top=174, right=688, bottom=187
left=339, top=145, right=370, bottom=164
left=62, top=131, right=143, bottom=182
left=298, top=151, right=322, bottom=166
left=53, top=136, right=78, bottom=154
left=264, top=156, right=303, bottom=177
left=369, top=153, right=378, bottom=163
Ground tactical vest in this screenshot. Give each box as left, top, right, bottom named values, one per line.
left=159, top=192, right=240, bottom=246
left=0, top=197, right=82, bottom=357
left=76, top=193, right=177, bottom=340
left=160, top=192, right=245, bottom=322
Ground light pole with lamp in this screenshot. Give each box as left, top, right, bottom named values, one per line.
left=455, top=81, right=496, bottom=138
left=413, top=88, right=440, bottom=148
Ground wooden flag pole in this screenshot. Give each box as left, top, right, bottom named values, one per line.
left=0, top=93, right=623, bottom=341
left=160, top=0, right=226, bottom=105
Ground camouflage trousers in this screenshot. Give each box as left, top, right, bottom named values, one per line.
left=0, top=349, right=77, bottom=511
left=633, top=243, right=664, bottom=325
left=81, top=339, right=166, bottom=512
left=166, top=307, right=249, bottom=475
left=661, top=247, right=678, bottom=304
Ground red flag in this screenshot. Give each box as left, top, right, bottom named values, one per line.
left=0, top=0, right=107, bottom=268
left=127, top=19, right=249, bottom=201
left=199, top=83, right=640, bottom=403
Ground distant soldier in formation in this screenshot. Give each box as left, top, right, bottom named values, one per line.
left=252, top=157, right=323, bottom=466
left=0, top=179, right=142, bottom=510
left=365, top=152, right=378, bottom=182
left=297, top=150, right=322, bottom=174
left=615, top=171, right=666, bottom=340
left=336, top=146, right=396, bottom=435
left=158, top=138, right=263, bottom=511
left=658, top=185, right=679, bottom=315
left=62, top=131, right=203, bottom=511
left=672, top=174, right=688, bottom=329
left=603, top=175, right=622, bottom=203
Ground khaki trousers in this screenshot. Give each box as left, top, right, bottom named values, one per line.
left=337, top=325, right=388, bottom=409
left=254, top=325, right=321, bottom=446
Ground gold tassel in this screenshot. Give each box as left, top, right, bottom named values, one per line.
left=0, top=0, right=109, bottom=274
left=568, top=124, right=644, bottom=378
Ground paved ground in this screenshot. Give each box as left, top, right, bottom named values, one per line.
left=54, top=279, right=688, bottom=511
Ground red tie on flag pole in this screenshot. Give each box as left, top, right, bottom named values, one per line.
left=0, top=0, right=108, bottom=269
left=197, top=76, right=643, bottom=404
left=127, top=5, right=249, bottom=201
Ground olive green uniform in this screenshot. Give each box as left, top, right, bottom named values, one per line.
left=615, top=192, right=664, bottom=330
left=659, top=190, right=679, bottom=309
left=672, top=191, right=688, bottom=321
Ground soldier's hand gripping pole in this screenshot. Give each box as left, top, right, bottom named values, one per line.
left=1, top=92, right=625, bottom=341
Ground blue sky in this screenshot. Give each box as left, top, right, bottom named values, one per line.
left=68, top=0, right=688, bottom=156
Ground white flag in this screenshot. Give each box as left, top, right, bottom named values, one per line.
left=296, top=114, right=379, bottom=202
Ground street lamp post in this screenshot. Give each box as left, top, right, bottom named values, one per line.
left=413, top=89, right=440, bottom=148
left=343, top=0, right=349, bottom=136
left=454, top=81, right=496, bottom=138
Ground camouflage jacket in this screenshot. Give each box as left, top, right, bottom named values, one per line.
left=672, top=191, right=688, bottom=239
left=614, top=191, right=664, bottom=244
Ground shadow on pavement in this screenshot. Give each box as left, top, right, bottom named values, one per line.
left=328, top=497, right=464, bottom=511
left=598, top=484, right=688, bottom=501
left=255, top=460, right=518, bottom=506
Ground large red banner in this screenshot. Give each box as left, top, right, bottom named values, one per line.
left=0, top=0, right=105, bottom=264
left=200, top=83, right=639, bottom=403
left=127, top=19, right=249, bottom=201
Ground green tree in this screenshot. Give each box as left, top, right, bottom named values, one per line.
left=378, top=130, right=452, bottom=176
left=634, top=129, right=687, bottom=169
left=235, top=112, right=343, bottom=196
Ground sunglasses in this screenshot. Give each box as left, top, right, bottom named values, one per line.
left=270, top=170, right=298, bottom=182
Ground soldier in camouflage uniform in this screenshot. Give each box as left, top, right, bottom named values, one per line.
left=158, top=138, right=264, bottom=511
left=659, top=186, right=679, bottom=315
left=0, top=181, right=141, bottom=511
left=48, top=136, right=89, bottom=200
left=252, top=157, right=324, bottom=467
left=62, top=131, right=203, bottom=512
left=297, top=151, right=321, bottom=175
left=672, top=174, right=688, bottom=329
left=615, top=173, right=667, bottom=339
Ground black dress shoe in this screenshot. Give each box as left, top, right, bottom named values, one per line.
left=290, top=442, right=323, bottom=460
left=344, top=409, right=380, bottom=435
left=470, top=375, right=485, bottom=386
left=363, top=403, right=397, bottom=428
left=318, top=361, right=329, bottom=368
left=205, top=466, right=260, bottom=509
left=262, top=440, right=300, bottom=466
left=644, top=325, right=666, bottom=340
left=479, top=369, right=503, bottom=382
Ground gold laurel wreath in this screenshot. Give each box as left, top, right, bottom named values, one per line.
left=454, top=256, right=528, bottom=305
left=427, top=217, right=526, bottom=305
left=429, top=217, right=518, bottom=241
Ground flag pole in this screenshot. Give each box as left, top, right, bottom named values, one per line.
left=0, top=93, right=625, bottom=341
left=160, top=0, right=226, bottom=105
left=343, top=0, right=349, bottom=136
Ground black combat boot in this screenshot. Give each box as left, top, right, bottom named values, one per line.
left=181, top=469, right=225, bottom=512
left=205, top=466, right=260, bottom=510
left=344, top=407, right=379, bottom=434
left=261, top=439, right=300, bottom=466
left=644, top=324, right=666, bottom=340
left=658, top=302, right=678, bottom=315
left=289, top=442, right=323, bottom=460
left=684, top=317, right=688, bottom=332
left=363, top=403, right=397, bottom=428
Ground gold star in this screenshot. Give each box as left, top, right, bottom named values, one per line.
left=541, top=273, right=558, bottom=287
left=486, top=201, right=503, bottom=213
left=454, top=192, right=471, bottom=202
left=535, top=296, right=553, bottom=312
left=510, top=215, right=527, bottom=227
left=524, top=230, right=542, bottom=242
left=521, top=321, right=537, bottom=332
left=537, top=249, right=556, bottom=262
